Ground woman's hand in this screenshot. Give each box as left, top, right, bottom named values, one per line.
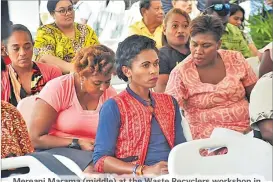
left=143, top=161, right=168, bottom=176
left=78, top=139, right=94, bottom=151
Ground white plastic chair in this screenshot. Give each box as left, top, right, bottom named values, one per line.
left=181, top=113, right=193, bottom=141
left=208, top=128, right=254, bottom=153
left=210, top=128, right=254, bottom=138
left=168, top=137, right=272, bottom=181
left=119, top=1, right=142, bottom=40
left=17, top=95, right=37, bottom=131
left=1, top=155, right=85, bottom=180
left=246, top=56, right=260, bottom=76
left=98, top=1, right=125, bottom=40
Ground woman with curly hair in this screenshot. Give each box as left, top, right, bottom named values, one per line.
left=29, top=45, right=117, bottom=173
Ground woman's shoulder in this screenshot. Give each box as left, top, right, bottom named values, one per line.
left=218, top=49, right=246, bottom=64
left=159, top=45, right=174, bottom=53
left=75, top=22, right=95, bottom=33
left=36, top=62, right=62, bottom=73
left=151, top=93, right=178, bottom=108
left=172, top=55, right=193, bottom=72
left=75, top=23, right=98, bottom=45
left=159, top=46, right=177, bottom=59
left=37, top=23, right=58, bottom=33
left=44, top=74, right=74, bottom=90
left=151, top=92, right=174, bottom=101
left=100, top=98, right=120, bottom=114
left=110, top=89, right=128, bottom=101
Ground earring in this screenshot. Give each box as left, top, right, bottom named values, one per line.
left=80, top=79, right=83, bottom=90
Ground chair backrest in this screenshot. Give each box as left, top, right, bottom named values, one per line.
left=1, top=155, right=84, bottom=180
left=17, top=95, right=37, bottom=131
left=181, top=113, right=193, bottom=141
left=1, top=155, right=58, bottom=180
left=211, top=127, right=254, bottom=138
left=97, top=1, right=125, bottom=40
left=246, top=56, right=260, bottom=76
left=168, top=137, right=272, bottom=181
left=116, top=1, right=142, bottom=42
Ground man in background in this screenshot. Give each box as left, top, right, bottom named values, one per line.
left=129, top=0, right=164, bottom=48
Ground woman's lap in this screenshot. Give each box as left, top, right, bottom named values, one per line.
left=36, top=148, right=93, bottom=171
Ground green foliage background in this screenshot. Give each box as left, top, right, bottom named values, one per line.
left=248, top=10, right=273, bottom=49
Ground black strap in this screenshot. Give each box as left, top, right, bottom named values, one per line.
left=253, top=130, right=263, bottom=140
left=28, top=152, right=80, bottom=180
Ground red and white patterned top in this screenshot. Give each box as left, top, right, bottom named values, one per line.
left=166, top=50, right=258, bottom=140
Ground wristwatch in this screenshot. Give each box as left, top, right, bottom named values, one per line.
left=68, top=139, right=81, bottom=150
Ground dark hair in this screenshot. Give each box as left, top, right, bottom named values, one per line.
left=230, top=3, right=245, bottom=28
left=116, top=35, right=158, bottom=82
left=162, top=8, right=191, bottom=47
left=190, top=15, right=224, bottom=41
left=4, top=24, right=33, bottom=45
left=1, top=58, right=6, bottom=71
left=139, top=0, right=151, bottom=16
left=47, top=0, right=73, bottom=13
left=74, top=45, right=115, bottom=77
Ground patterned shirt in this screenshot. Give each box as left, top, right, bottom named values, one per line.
left=1, top=62, right=62, bottom=106
left=166, top=50, right=258, bottom=140
left=33, top=23, right=99, bottom=62
left=221, top=23, right=252, bottom=58
left=1, top=101, right=34, bottom=158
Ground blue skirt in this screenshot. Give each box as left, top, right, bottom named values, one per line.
left=38, top=148, right=93, bottom=171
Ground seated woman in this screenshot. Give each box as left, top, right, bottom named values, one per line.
left=228, top=4, right=260, bottom=58
left=1, top=100, right=34, bottom=158
left=154, top=8, right=190, bottom=93
left=93, top=35, right=186, bottom=176
left=1, top=24, right=62, bottom=106
left=33, top=0, right=99, bottom=74
left=29, top=45, right=117, bottom=173
left=166, top=15, right=258, bottom=140
left=249, top=71, right=273, bottom=145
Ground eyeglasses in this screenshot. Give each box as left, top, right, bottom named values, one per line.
left=54, top=6, right=74, bottom=15
left=208, top=3, right=230, bottom=11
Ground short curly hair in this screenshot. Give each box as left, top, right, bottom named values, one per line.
left=190, top=15, right=224, bottom=42
left=116, top=35, right=158, bottom=82
left=74, top=45, right=115, bottom=77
